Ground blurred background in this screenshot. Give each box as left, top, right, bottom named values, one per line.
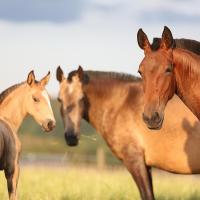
left=1, top=1, right=200, bottom=199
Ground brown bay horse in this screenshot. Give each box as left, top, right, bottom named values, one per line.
left=57, top=66, right=200, bottom=200
left=137, top=26, right=200, bottom=129
left=0, top=71, right=56, bottom=200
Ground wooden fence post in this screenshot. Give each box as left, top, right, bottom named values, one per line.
left=96, top=147, right=106, bottom=169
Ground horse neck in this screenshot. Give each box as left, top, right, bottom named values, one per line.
left=0, top=84, right=28, bottom=132
left=173, top=48, right=200, bottom=119
left=83, top=79, right=131, bottom=133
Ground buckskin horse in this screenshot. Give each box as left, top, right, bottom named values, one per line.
left=57, top=66, right=200, bottom=200
left=137, top=26, right=200, bottom=129
left=0, top=71, right=56, bottom=200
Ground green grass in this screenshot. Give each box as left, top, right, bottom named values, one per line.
left=1, top=166, right=200, bottom=200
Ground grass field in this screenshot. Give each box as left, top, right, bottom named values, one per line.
left=1, top=166, right=200, bottom=200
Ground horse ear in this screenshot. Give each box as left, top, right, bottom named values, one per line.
left=56, top=66, right=64, bottom=83
left=137, top=28, right=151, bottom=53
left=27, top=70, right=35, bottom=86
left=40, top=71, right=50, bottom=86
left=77, top=65, right=84, bottom=81
left=160, top=26, right=174, bottom=50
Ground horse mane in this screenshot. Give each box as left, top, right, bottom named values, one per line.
left=152, top=38, right=200, bottom=55
left=68, top=70, right=141, bottom=84
left=173, top=48, right=200, bottom=78
left=84, top=71, right=141, bottom=82
left=0, top=82, right=25, bottom=104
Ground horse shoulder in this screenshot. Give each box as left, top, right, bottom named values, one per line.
left=111, top=106, right=144, bottom=159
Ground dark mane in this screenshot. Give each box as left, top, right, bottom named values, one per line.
left=152, top=38, right=200, bottom=55
left=85, top=71, right=141, bottom=82
left=68, top=70, right=141, bottom=83
left=174, top=48, right=200, bottom=79
left=0, top=82, right=25, bottom=104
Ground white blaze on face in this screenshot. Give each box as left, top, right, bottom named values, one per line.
left=42, top=90, right=53, bottom=113
left=68, top=84, right=74, bottom=94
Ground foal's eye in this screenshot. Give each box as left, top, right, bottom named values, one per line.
left=138, top=70, right=142, bottom=76
left=32, top=96, right=40, bottom=103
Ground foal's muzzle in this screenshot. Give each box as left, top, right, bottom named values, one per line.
left=142, top=112, right=163, bottom=130
left=65, top=131, right=79, bottom=146
left=42, top=119, right=56, bottom=132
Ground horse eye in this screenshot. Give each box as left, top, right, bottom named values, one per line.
left=165, top=64, right=173, bottom=74
left=32, top=96, right=40, bottom=103
left=79, top=97, right=85, bottom=103
left=67, top=104, right=75, bottom=113
left=165, top=68, right=172, bottom=73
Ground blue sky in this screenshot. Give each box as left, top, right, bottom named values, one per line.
left=0, top=0, right=200, bottom=96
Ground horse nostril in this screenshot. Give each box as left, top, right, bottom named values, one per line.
left=152, top=112, right=161, bottom=122
left=47, top=120, right=55, bottom=130
left=143, top=112, right=161, bottom=124
left=143, top=111, right=163, bottom=129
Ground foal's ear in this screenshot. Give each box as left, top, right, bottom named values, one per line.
left=27, top=70, right=35, bottom=86
left=77, top=65, right=84, bottom=81
left=137, top=28, right=151, bottom=53
left=40, top=71, right=50, bottom=86
left=56, top=66, right=64, bottom=83
left=160, top=26, right=174, bottom=50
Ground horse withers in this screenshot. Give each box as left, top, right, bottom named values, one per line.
left=0, top=71, right=56, bottom=200
left=57, top=66, right=200, bottom=200
left=137, top=26, right=200, bottom=129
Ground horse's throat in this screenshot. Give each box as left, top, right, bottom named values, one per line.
left=0, top=98, right=27, bottom=132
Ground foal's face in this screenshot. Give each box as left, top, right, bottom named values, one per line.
left=26, top=71, right=56, bottom=132
left=57, top=66, right=85, bottom=146
left=137, top=26, right=176, bottom=129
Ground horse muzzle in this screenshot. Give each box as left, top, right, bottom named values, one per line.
left=142, top=112, right=164, bottom=130
left=42, top=119, right=56, bottom=132
left=65, top=131, right=79, bottom=146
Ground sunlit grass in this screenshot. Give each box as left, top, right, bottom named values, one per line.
left=0, top=166, right=200, bottom=200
